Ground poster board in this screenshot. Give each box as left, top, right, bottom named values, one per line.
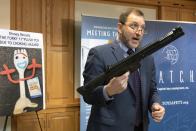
left=0, top=29, right=45, bottom=116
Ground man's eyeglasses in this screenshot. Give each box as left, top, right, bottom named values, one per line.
left=126, top=23, right=145, bottom=33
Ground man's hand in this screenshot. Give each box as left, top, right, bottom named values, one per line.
left=151, top=103, right=165, bottom=123
left=105, top=72, right=129, bottom=96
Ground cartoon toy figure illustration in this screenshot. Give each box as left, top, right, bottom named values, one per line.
left=0, top=49, right=42, bottom=114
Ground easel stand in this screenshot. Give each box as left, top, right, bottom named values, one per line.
left=3, top=115, right=8, bottom=131
left=35, top=111, right=43, bottom=131
left=3, top=111, right=43, bottom=131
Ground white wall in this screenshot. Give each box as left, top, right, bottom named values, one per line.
left=0, top=0, right=11, bottom=131
left=75, top=0, right=157, bottom=98
left=0, top=0, right=10, bottom=29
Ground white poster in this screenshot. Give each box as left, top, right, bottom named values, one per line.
left=0, top=29, right=45, bottom=115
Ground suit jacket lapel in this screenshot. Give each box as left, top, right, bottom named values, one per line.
left=111, top=40, right=125, bottom=62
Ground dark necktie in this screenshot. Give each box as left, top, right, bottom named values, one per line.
left=127, top=49, right=142, bottom=126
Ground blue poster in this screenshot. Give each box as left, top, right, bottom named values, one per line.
left=80, top=16, right=196, bottom=131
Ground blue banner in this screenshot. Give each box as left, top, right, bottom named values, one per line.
left=82, top=16, right=118, bottom=39
left=145, top=21, right=196, bottom=131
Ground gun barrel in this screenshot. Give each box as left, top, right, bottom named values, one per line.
left=135, top=26, right=184, bottom=59
left=77, top=26, right=184, bottom=96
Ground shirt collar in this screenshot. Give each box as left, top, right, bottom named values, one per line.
left=117, top=39, right=135, bottom=53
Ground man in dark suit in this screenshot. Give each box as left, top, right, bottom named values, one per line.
left=82, top=8, right=165, bottom=131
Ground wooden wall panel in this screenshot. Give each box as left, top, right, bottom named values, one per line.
left=45, top=0, right=75, bottom=108
left=12, top=107, right=80, bottom=131
left=86, top=0, right=159, bottom=5
left=47, top=112, right=75, bottom=131
left=180, top=8, right=196, bottom=21
left=11, top=0, right=45, bottom=33
left=46, top=51, right=74, bottom=107
left=46, top=0, right=74, bottom=50
left=12, top=113, right=46, bottom=131
left=160, top=6, right=196, bottom=22
left=160, top=6, right=179, bottom=20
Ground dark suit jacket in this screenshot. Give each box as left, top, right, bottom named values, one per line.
left=82, top=41, right=161, bottom=131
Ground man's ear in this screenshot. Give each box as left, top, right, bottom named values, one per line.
left=117, top=23, right=123, bottom=34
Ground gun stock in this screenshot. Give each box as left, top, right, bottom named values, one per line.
left=77, top=26, right=184, bottom=96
